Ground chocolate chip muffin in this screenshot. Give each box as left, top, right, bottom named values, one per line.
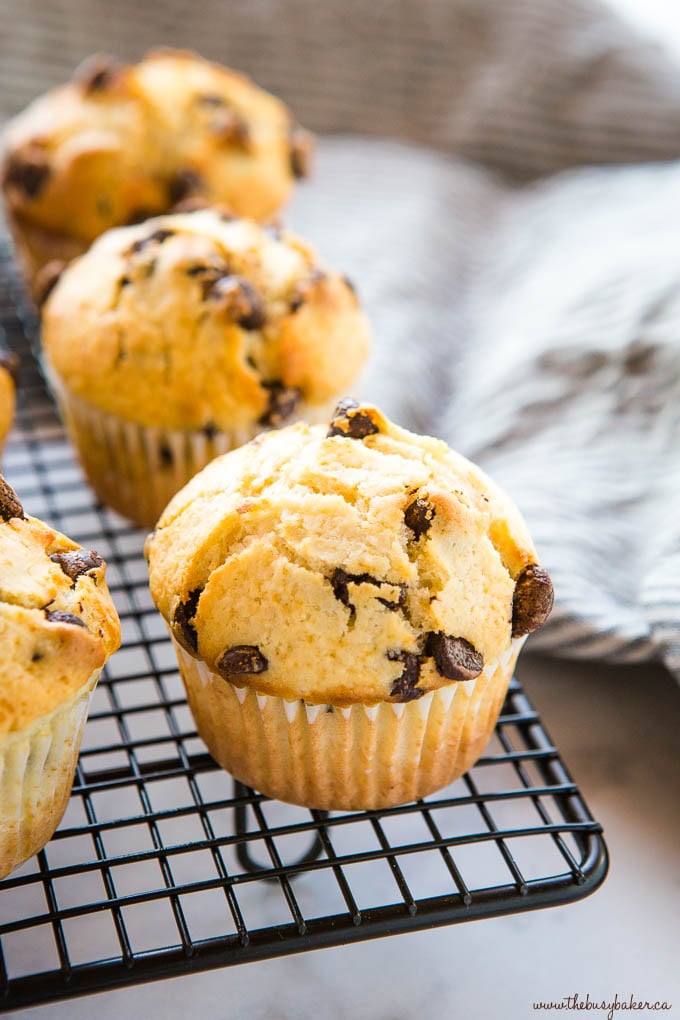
left=146, top=401, right=553, bottom=810
left=1, top=48, right=312, bottom=299
left=41, top=208, right=370, bottom=528
left=0, top=349, right=18, bottom=459
left=0, top=475, right=120, bottom=878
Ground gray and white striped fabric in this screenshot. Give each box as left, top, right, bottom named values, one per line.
left=1, top=0, right=680, bottom=677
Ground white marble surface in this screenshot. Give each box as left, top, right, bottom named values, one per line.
left=8, top=653, right=679, bottom=1019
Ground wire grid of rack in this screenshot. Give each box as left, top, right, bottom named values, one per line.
left=0, top=244, right=608, bottom=1013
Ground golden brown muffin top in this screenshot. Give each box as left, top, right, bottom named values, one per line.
left=0, top=475, right=121, bottom=737
left=1, top=48, right=311, bottom=248
left=41, top=209, right=370, bottom=431
left=146, top=402, right=553, bottom=706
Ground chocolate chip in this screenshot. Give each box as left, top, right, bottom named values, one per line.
left=44, top=610, right=87, bottom=629
left=210, top=110, right=251, bottom=149
left=202, top=422, right=218, bottom=440
left=425, top=633, right=483, bottom=681
left=511, top=564, right=554, bottom=637
left=130, top=228, right=175, bottom=254
left=31, top=650, right=44, bottom=663
left=217, top=645, right=268, bottom=677
left=3, top=149, right=50, bottom=199
left=404, top=497, right=435, bottom=539
left=168, top=169, right=203, bottom=205
left=34, top=259, right=66, bottom=307
left=290, top=127, right=313, bottom=179
left=0, top=475, right=24, bottom=522
left=327, top=399, right=380, bottom=440
left=195, top=93, right=226, bottom=107
left=74, top=54, right=121, bottom=93
left=329, top=569, right=403, bottom=618
left=0, top=349, right=19, bottom=385
left=159, top=443, right=174, bottom=468
left=50, top=549, right=103, bottom=583
left=388, top=650, right=424, bottom=702
left=205, top=275, right=265, bottom=330
left=258, top=382, right=300, bottom=428
left=173, top=588, right=203, bottom=654
left=376, top=585, right=407, bottom=612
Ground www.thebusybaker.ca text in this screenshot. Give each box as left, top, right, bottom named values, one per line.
left=533, top=993, right=672, bottom=1020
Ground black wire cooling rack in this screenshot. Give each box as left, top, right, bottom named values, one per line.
left=0, top=244, right=608, bottom=1013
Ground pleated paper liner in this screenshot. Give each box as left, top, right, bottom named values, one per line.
left=172, top=637, right=525, bottom=811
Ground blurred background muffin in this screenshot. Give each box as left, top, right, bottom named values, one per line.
left=0, top=348, right=17, bottom=459
left=0, top=48, right=312, bottom=299
left=41, top=207, right=370, bottom=527
left=0, top=474, right=120, bottom=879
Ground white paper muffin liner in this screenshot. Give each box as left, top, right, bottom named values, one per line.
left=0, top=668, right=101, bottom=880
left=45, top=366, right=333, bottom=529
left=172, top=637, right=526, bottom=811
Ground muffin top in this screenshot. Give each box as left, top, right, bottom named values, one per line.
left=146, top=402, right=553, bottom=705
left=0, top=350, right=17, bottom=452
left=41, top=209, right=370, bottom=430
left=1, top=48, right=310, bottom=249
left=0, top=476, right=121, bottom=738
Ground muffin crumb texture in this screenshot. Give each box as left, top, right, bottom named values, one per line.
left=147, top=404, right=553, bottom=705
left=0, top=476, right=120, bottom=737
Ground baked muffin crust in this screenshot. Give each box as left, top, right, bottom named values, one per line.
left=41, top=209, right=370, bottom=431
left=147, top=403, right=553, bottom=705
left=0, top=476, right=121, bottom=737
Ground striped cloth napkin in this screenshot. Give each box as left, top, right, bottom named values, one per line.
left=1, top=0, right=679, bottom=676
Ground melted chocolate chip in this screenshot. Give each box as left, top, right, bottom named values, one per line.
left=376, top=585, right=407, bottom=612
left=75, top=55, right=121, bottom=93
left=425, top=633, right=483, bottom=681
left=173, top=588, right=202, bottom=654
left=168, top=169, right=203, bottom=204
left=327, top=399, right=380, bottom=440
left=0, top=475, right=25, bottom=522
left=258, top=382, right=300, bottom=428
left=388, top=650, right=424, bottom=702
left=290, top=127, right=313, bottom=179
left=205, top=275, right=265, bottom=330
left=329, top=569, right=404, bottom=618
left=329, top=568, right=375, bottom=609
left=3, top=150, right=50, bottom=199
left=511, top=564, right=554, bottom=637
left=130, top=228, right=175, bottom=254
left=404, top=497, right=435, bottom=539
left=44, top=610, right=86, bottom=629
left=217, top=645, right=268, bottom=677
left=0, top=349, right=19, bottom=385
left=50, top=549, right=103, bottom=583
